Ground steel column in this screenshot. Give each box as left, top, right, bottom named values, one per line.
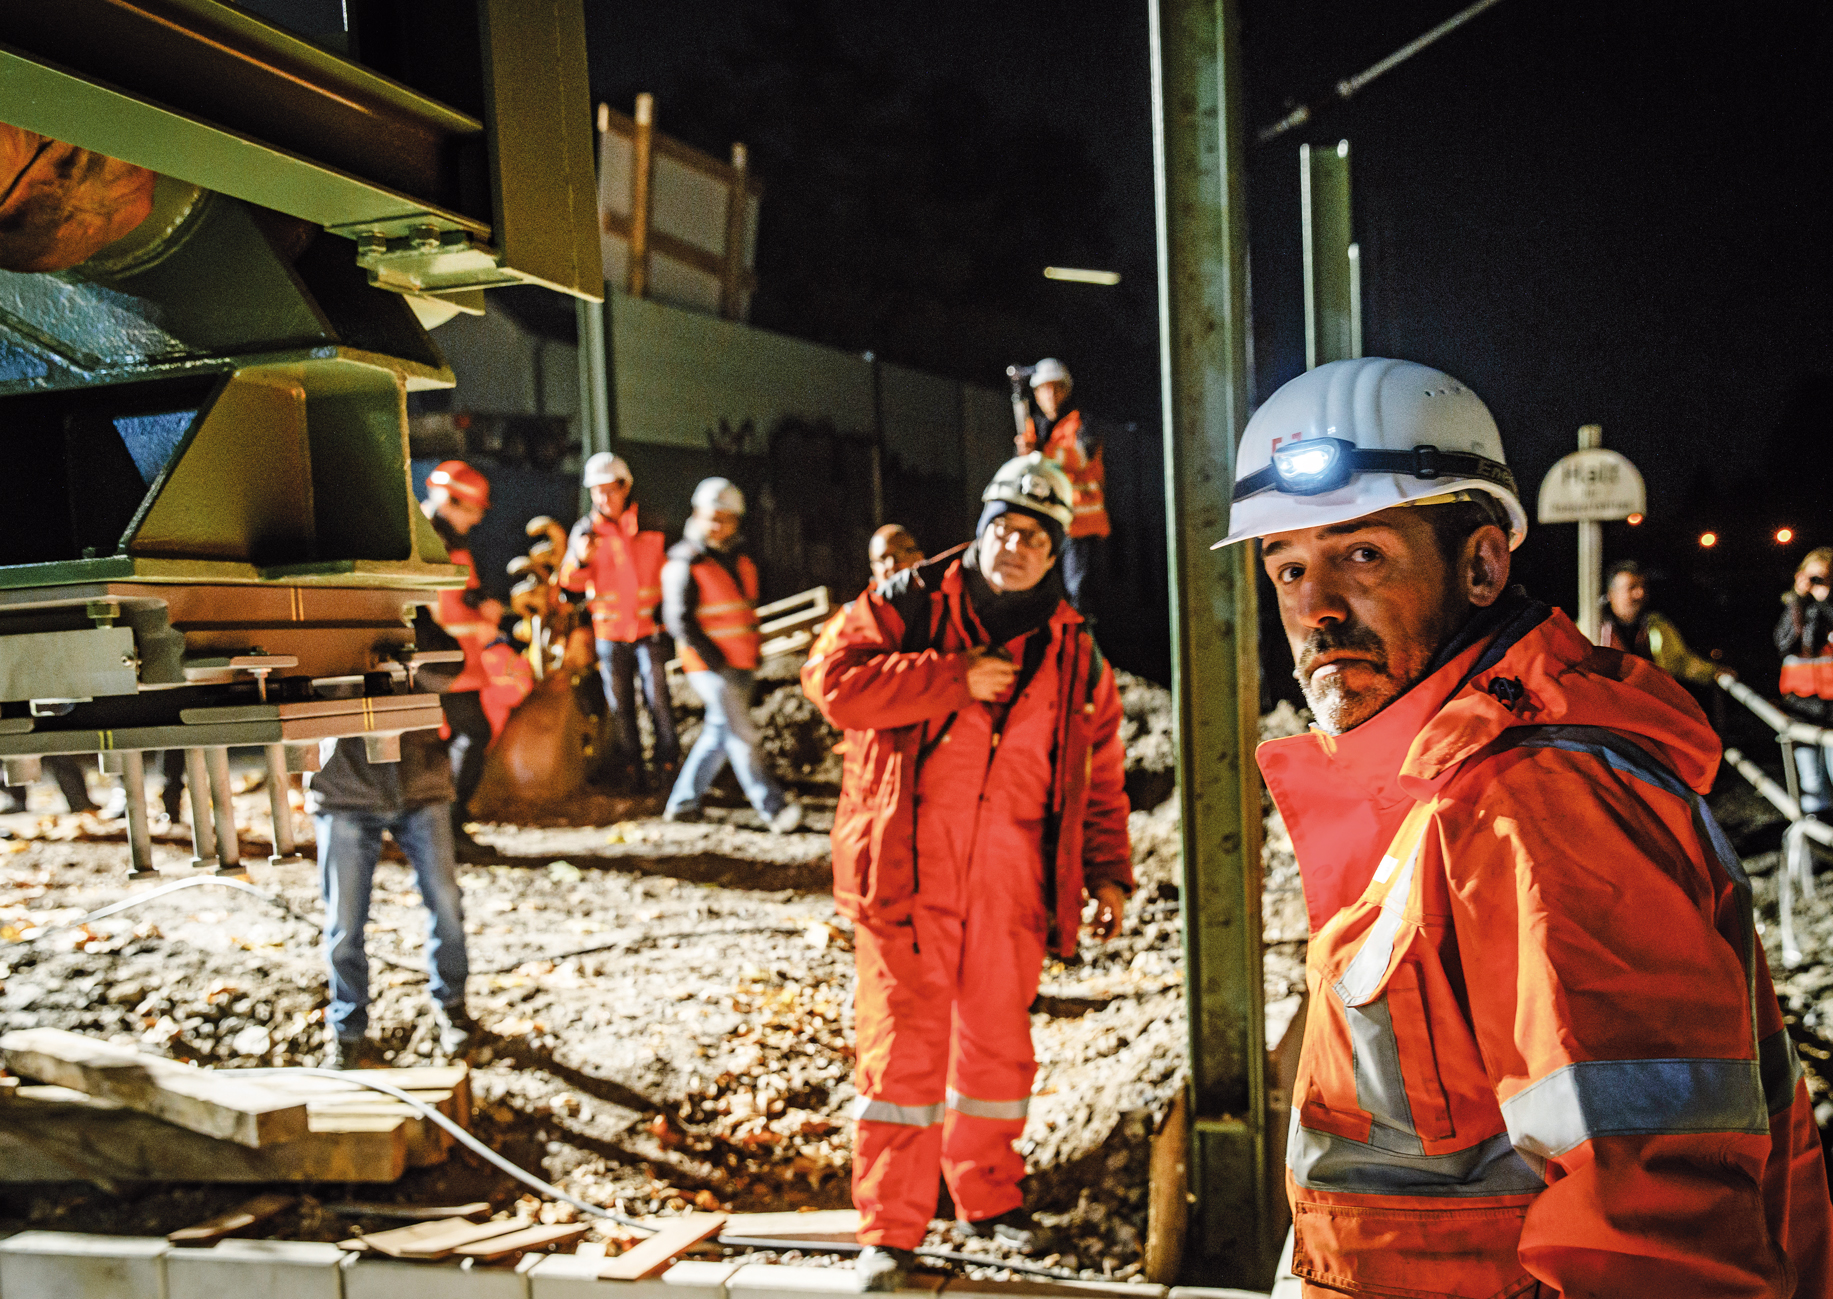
left=205, top=747, right=241, bottom=875
left=183, top=748, right=218, bottom=868
left=1150, top=0, right=1270, bottom=1285
left=1300, top=140, right=1357, bottom=369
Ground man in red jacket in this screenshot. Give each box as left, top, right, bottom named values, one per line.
left=1224, top=357, right=1832, bottom=1295
left=560, top=452, right=678, bottom=788
left=805, top=453, right=1132, bottom=1290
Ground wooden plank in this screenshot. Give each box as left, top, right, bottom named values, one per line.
left=324, top=1200, right=490, bottom=1222
left=304, top=1094, right=452, bottom=1167
left=0, top=1028, right=308, bottom=1148
left=599, top=1214, right=725, bottom=1281
left=0, top=1086, right=406, bottom=1182
left=1144, top=1088, right=1189, bottom=1284
left=363, top=1216, right=528, bottom=1259
left=453, top=1222, right=589, bottom=1259
left=168, top=1192, right=295, bottom=1245
left=266, top=1064, right=472, bottom=1129
left=719, top=1210, right=858, bottom=1243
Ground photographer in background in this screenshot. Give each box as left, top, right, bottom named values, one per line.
left=1778, top=546, right=1833, bottom=817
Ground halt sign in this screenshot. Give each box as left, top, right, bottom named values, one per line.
left=1537, top=448, right=1646, bottom=523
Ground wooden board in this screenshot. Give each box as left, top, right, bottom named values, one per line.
left=599, top=1214, right=725, bottom=1281
left=168, top=1192, right=295, bottom=1245
left=0, top=1086, right=406, bottom=1183
left=453, top=1222, right=589, bottom=1259
left=359, top=1216, right=528, bottom=1259
left=324, top=1201, right=489, bottom=1222
left=719, top=1210, right=858, bottom=1243
left=0, top=1028, right=307, bottom=1148
left=255, top=1063, right=472, bottom=1130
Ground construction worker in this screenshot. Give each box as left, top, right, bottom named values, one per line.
left=308, top=609, right=475, bottom=1070
left=1778, top=546, right=1833, bottom=817
left=868, top=524, right=924, bottom=586
left=559, top=452, right=679, bottom=788
left=662, top=478, right=801, bottom=832
left=804, top=454, right=1131, bottom=1290
left=422, top=460, right=502, bottom=859
left=1597, top=558, right=1730, bottom=685
left=1218, top=357, right=1831, bottom=1293
left=1014, top=358, right=1108, bottom=615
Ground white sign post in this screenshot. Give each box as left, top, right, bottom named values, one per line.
left=1537, top=426, right=1647, bottom=643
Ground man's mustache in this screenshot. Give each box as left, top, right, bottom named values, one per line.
left=1295, top=622, right=1388, bottom=682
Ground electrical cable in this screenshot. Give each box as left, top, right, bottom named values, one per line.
left=714, top=1235, right=1082, bottom=1281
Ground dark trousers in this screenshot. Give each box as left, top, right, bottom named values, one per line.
left=442, top=690, right=492, bottom=827
left=1061, top=533, right=1107, bottom=617
left=596, top=633, right=680, bottom=770
left=0, top=755, right=94, bottom=813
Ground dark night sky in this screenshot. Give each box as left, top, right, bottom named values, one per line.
left=587, top=0, right=1833, bottom=665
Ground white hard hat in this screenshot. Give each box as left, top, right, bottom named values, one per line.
left=982, top=452, right=1075, bottom=531
left=583, top=452, right=632, bottom=488
left=1030, top=357, right=1072, bottom=388
left=691, top=477, right=746, bottom=516
left=1214, top=357, right=1527, bottom=550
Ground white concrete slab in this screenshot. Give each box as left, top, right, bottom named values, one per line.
left=0, top=1232, right=169, bottom=1299
left=941, top=1282, right=1168, bottom=1299
left=166, top=1238, right=344, bottom=1299
left=730, top=1262, right=944, bottom=1296
left=342, top=1252, right=534, bottom=1298
left=529, top=1256, right=741, bottom=1299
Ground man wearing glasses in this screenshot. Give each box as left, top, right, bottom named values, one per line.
left=804, top=453, right=1132, bottom=1289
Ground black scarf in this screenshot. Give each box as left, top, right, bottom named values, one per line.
left=961, top=540, right=1067, bottom=647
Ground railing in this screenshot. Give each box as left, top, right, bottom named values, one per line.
left=1717, top=675, right=1833, bottom=966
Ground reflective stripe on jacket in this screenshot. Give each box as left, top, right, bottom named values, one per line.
left=434, top=544, right=493, bottom=693
left=1781, top=655, right=1833, bottom=702
left=1259, top=601, right=1833, bottom=1296
left=1025, top=410, right=1109, bottom=539
left=560, top=507, right=667, bottom=642
left=678, top=551, right=760, bottom=673
left=801, top=549, right=1131, bottom=956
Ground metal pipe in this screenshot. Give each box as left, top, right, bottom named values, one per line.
left=1151, top=0, right=1269, bottom=1281
left=119, top=751, right=155, bottom=880
left=182, top=748, right=218, bottom=867
left=204, top=746, right=241, bottom=874
left=263, top=743, right=298, bottom=863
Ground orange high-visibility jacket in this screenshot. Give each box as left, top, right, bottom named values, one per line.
left=1022, top=409, right=1109, bottom=539
left=1259, top=599, right=1833, bottom=1297
left=802, top=549, right=1132, bottom=956
left=477, top=639, right=533, bottom=738
left=560, top=506, right=667, bottom=642
left=671, top=546, right=761, bottom=674
left=434, top=542, right=495, bottom=693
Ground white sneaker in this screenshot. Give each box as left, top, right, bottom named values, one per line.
left=769, top=800, right=804, bottom=835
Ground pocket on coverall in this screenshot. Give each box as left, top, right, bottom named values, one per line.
left=1291, top=1200, right=1537, bottom=1299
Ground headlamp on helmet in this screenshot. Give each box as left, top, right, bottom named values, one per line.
left=1239, top=438, right=1515, bottom=502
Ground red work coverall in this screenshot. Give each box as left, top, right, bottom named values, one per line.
left=1261, top=599, right=1833, bottom=1295
left=805, top=552, right=1132, bottom=1249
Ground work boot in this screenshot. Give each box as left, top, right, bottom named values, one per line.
left=432, top=1002, right=478, bottom=1059
left=452, top=826, right=494, bottom=863
left=769, top=799, right=804, bottom=835
left=959, top=1208, right=1057, bottom=1254
left=854, top=1246, right=915, bottom=1292
left=326, top=1036, right=380, bottom=1071
left=663, top=805, right=703, bottom=824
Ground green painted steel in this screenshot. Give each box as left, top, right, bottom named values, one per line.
left=1301, top=141, right=1358, bottom=369
left=1150, top=0, right=1272, bottom=1285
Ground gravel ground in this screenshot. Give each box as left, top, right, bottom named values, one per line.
left=0, top=678, right=1306, bottom=1279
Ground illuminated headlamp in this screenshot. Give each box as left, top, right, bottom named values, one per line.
left=1234, top=440, right=1518, bottom=502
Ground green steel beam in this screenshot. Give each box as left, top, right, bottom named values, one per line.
left=1151, top=0, right=1270, bottom=1285
left=1301, top=140, right=1357, bottom=369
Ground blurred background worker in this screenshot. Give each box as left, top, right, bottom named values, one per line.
left=804, top=453, right=1131, bottom=1289
left=868, top=524, right=924, bottom=586
left=1596, top=559, right=1728, bottom=686
left=422, top=460, right=503, bottom=860
left=307, top=611, right=474, bottom=1070
left=0, top=754, right=98, bottom=816
left=560, top=453, right=679, bottom=791
left=662, top=478, right=801, bottom=832
left=1013, top=358, right=1109, bottom=616
left=1778, top=546, right=1833, bottom=818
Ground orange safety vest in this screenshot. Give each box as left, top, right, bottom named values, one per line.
left=1781, top=654, right=1833, bottom=700
left=559, top=507, right=667, bottom=642
left=681, top=553, right=761, bottom=674
left=435, top=544, right=495, bottom=693
left=1026, top=409, right=1109, bottom=539
left=477, top=640, right=534, bottom=739
left=1260, top=601, right=1833, bottom=1295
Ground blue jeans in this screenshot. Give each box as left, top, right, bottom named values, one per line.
left=596, top=634, right=680, bottom=768
left=1795, top=740, right=1833, bottom=818
left=317, top=805, right=469, bottom=1040
left=667, top=668, right=786, bottom=817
